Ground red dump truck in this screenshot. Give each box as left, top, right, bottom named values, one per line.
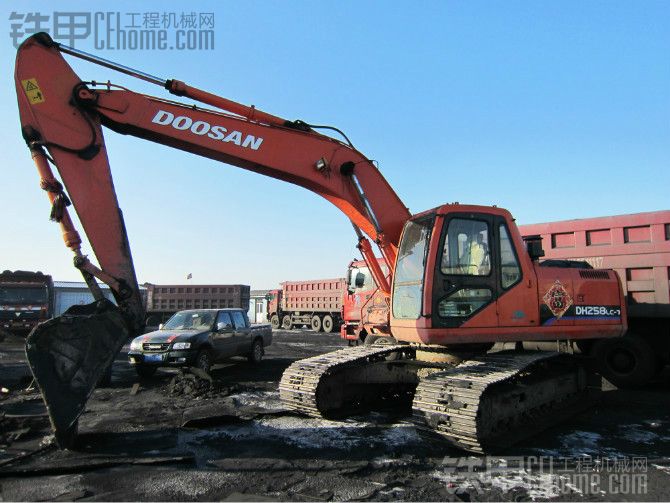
left=267, top=278, right=346, bottom=333
left=519, top=210, right=670, bottom=385
left=341, top=258, right=390, bottom=343
left=0, top=270, right=54, bottom=338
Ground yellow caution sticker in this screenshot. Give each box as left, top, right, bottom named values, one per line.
left=21, top=78, right=45, bottom=104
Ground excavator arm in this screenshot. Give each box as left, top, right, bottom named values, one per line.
left=15, top=33, right=410, bottom=446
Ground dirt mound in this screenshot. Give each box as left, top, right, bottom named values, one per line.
left=167, top=372, right=212, bottom=398
left=165, top=371, right=242, bottom=399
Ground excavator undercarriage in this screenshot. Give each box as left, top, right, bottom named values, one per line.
left=280, top=344, right=594, bottom=453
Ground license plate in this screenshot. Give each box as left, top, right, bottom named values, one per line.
left=144, top=353, right=164, bottom=363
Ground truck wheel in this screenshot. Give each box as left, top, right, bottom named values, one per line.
left=364, top=334, right=397, bottom=346
left=592, top=335, right=658, bottom=388
left=364, top=334, right=400, bottom=360
left=135, top=365, right=157, bottom=378
left=248, top=339, right=264, bottom=364
left=322, top=315, right=334, bottom=333
left=196, top=349, right=212, bottom=374
left=270, top=315, right=280, bottom=330
left=281, top=315, right=292, bottom=330
left=311, top=315, right=322, bottom=332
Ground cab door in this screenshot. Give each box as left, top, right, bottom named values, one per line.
left=494, top=219, right=539, bottom=327
left=431, top=214, right=499, bottom=328
left=232, top=310, right=251, bottom=354
left=214, top=311, right=236, bottom=357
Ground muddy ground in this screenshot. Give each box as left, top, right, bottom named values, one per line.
left=1, top=330, right=669, bottom=501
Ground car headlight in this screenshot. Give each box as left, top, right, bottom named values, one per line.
left=130, top=339, right=142, bottom=351
left=172, top=342, right=191, bottom=350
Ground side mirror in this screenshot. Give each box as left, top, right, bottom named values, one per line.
left=158, top=323, right=164, bottom=330
left=354, top=272, right=365, bottom=288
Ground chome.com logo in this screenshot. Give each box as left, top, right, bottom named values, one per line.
left=9, top=11, right=215, bottom=50
left=436, top=455, right=649, bottom=498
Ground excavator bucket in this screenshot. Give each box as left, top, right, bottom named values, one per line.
left=25, top=299, right=130, bottom=448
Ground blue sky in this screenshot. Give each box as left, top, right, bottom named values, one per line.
left=1, top=1, right=668, bottom=290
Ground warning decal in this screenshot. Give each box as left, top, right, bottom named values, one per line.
left=21, top=78, right=45, bottom=104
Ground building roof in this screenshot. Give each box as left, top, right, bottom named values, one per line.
left=250, top=289, right=271, bottom=297
left=142, top=283, right=249, bottom=288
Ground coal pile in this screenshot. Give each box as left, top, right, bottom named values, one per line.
left=165, top=370, right=242, bottom=399
left=167, top=372, right=212, bottom=398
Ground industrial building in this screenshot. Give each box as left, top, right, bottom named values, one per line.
left=248, top=289, right=270, bottom=323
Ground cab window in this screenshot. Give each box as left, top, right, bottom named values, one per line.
left=216, top=311, right=233, bottom=330
left=392, top=216, right=434, bottom=319
left=348, top=266, right=376, bottom=292
left=232, top=311, right=247, bottom=329
left=438, top=288, right=493, bottom=318
left=348, top=262, right=390, bottom=293
left=440, top=219, right=490, bottom=276
left=499, top=224, right=521, bottom=289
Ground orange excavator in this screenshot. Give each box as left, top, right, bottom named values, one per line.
left=15, top=33, right=626, bottom=452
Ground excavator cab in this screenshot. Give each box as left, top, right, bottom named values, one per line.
left=390, top=204, right=625, bottom=346
left=391, top=205, right=527, bottom=337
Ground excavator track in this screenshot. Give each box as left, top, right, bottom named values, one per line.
left=279, top=344, right=416, bottom=417
left=412, top=351, right=590, bottom=453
